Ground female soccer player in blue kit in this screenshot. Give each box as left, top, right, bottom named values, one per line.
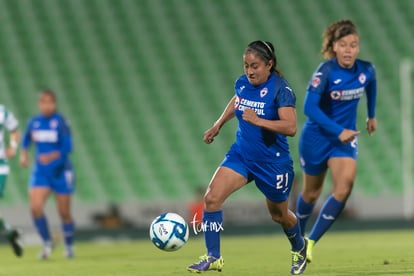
left=187, top=41, right=307, bottom=275
left=20, top=91, right=75, bottom=259
left=295, top=20, right=377, bottom=262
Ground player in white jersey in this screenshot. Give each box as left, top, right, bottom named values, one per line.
left=0, top=104, right=23, bottom=257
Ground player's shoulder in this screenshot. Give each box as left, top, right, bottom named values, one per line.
left=54, top=112, right=71, bottom=128
left=356, top=58, right=376, bottom=73
left=235, top=74, right=249, bottom=87
left=315, top=59, right=337, bottom=74
left=30, top=114, right=43, bottom=122
left=25, top=114, right=41, bottom=128
left=273, top=73, right=291, bottom=87
left=272, top=73, right=294, bottom=93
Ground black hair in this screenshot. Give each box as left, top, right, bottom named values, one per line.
left=40, top=89, right=57, bottom=102
left=245, top=40, right=282, bottom=76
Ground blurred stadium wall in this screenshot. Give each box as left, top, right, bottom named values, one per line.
left=0, top=0, right=413, bottom=230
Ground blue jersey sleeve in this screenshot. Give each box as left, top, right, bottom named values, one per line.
left=22, top=120, right=32, bottom=149
left=275, top=83, right=296, bottom=108
left=366, top=64, right=377, bottom=118
left=58, top=117, right=73, bottom=158
left=304, top=62, right=344, bottom=136
left=304, top=92, right=343, bottom=136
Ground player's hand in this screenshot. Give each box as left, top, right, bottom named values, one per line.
left=242, top=108, right=261, bottom=126
left=203, top=125, right=220, bottom=144
left=366, top=118, right=377, bottom=136
left=38, top=152, right=60, bottom=165
left=338, top=129, right=360, bottom=144
left=20, top=153, right=29, bottom=167
left=5, top=147, right=17, bottom=158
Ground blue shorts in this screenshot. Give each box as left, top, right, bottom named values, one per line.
left=299, top=127, right=358, bottom=176
left=30, top=169, right=75, bottom=195
left=220, top=147, right=294, bottom=203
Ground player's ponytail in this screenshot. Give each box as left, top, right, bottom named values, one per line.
left=245, top=40, right=283, bottom=76
left=321, top=19, right=358, bottom=59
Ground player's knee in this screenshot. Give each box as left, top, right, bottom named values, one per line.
left=30, top=204, right=44, bottom=218
left=269, top=211, right=284, bottom=224
left=302, top=189, right=322, bottom=204
left=203, top=191, right=223, bottom=211
left=334, top=182, right=354, bottom=202
left=58, top=209, right=72, bottom=222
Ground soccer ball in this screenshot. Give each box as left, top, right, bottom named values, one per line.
left=149, top=212, right=189, bottom=251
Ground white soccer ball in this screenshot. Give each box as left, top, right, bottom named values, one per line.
left=149, top=212, right=189, bottom=251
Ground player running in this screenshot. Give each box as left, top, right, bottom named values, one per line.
left=295, top=19, right=377, bottom=262
left=20, top=91, right=75, bottom=259
left=187, top=41, right=307, bottom=275
left=0, top=104, right=23, bottom=257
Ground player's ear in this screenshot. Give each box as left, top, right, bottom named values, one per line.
left=266, top=60, right=273, bottom=70
left=333, top=41, right=338, bottom=53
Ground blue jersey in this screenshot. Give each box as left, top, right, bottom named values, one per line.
left=303, top=58, right=376, bottom=140
left=22, top=112, right=73, bottom=175
left=232, top=72, right=296, bottom=162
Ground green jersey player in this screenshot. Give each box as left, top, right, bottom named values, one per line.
left=0, top=104, right=23, bottom=257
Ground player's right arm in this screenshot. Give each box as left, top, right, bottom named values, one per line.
left=20, top=120, right=32, bottom=167
left=304, top=64, right=359, bottom=144
left=203, top=96, right=236, bottom=144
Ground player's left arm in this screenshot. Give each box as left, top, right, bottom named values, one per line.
left=242, top=85, right=296, bottom=136
left=243, top=107, right=296, bottom=137
left=366, top=64, right=377, bottom=136
left=4, top=109, right=20, bottom=158
left=6, top=129, right=20, bottom=158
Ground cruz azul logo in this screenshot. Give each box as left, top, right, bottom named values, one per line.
left=234, top=96, right=266, bottom=116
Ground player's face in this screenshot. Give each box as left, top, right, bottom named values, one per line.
left=38, top=93, right=57, bottom=117
left=243, top=53, right=272, bottom=86
left=333, top=34, right=360, bottom=68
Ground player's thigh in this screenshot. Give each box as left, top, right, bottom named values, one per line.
left=205, top=166, right=248, bottom=205
left=50, top=169, right=75, bottom=195
left=29, top=187, right=51, bottom=210
left=328, top=157, right=357, bottom=185
left=299, top=131, right=330, bottom=177
left=252, top=161, right=294, bottom=203
left=301, top=171, right=327, bottom=203
left=328, top=143, right=357, bottom=187
left=328, top=157, right=357, bottom=200
left=54, top=193, right=73, bottom=219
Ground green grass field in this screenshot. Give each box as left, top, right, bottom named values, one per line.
left=1, top=230, right=414, bottom=275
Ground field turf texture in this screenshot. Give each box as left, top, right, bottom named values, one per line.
left=1, top=230, right=413, bottom=275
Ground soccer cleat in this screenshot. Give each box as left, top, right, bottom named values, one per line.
left=290, top=238, right=307, bottom=275
left=39, top=242, right=53, bottom=260
left=187, top=254, right=224, bottom=273
left=7, top=229, right=23, bottom=257
left=64, top=246, right=75, bottom=259
left=306, top=238, right=315, bottom=263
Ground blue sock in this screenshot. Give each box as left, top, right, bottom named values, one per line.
left=62, top=222, right=75, bottom=247
left=203, top=210, right=223, bottom=258
left=295, top=193, right=315, bottom=236
left=33, top=216, right=51, bottom=243
left=284, top=222, right=304, bottom=251
left=308, top=195, right=345, bottom=242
